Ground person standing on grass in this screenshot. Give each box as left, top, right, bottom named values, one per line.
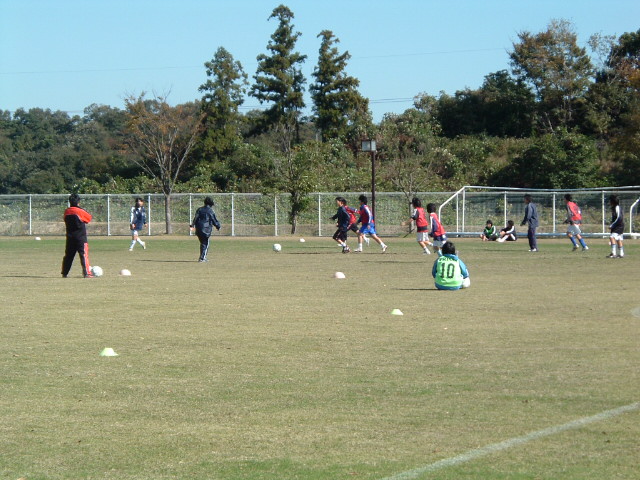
left=521, top=194, right=539, bottom=252
left=129, top=197, right=147, bottom=251
left=331, top=196, right=351, bottom=253
left=61, top=193, right=93, bottom=278
left=426, top=203, right=447, bottom=256
left=607, top=195, right=625, bottom=258
left=190, top=197, right=221, bottom=263
left=402, top=197, right=433, bottom=255
left=354, top=194, right=387, bottom=253
left=563, top=194, right=588, bottom=252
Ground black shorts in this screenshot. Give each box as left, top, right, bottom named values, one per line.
left=333, top=229, right=347, bottom=242
left=348, top=223, right=359, bottom=233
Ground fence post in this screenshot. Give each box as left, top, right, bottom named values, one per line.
left=601, top=191, right=606, bottom=234
left=318, top=193, right=322, bottom=237
left=461, top=188, right=466, bottom=233
left=188, top=194, right=193, bottom=236
left=28, top=195, right=32, bottom=236
left=552, top=193, right=556, bottom=233
left=503, top=192, right=507, bottom=227
left=231, top=193, right=235, bottom=237
left=147, top=194, right=152, bottom=236
left=107, top=194, right=111, bottom=236
left=274, top=195, right=278, bottom=237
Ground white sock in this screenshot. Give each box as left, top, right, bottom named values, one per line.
left=358, top=243, right=363, bottom=249
left=611, top=244, right=617, bottom=255
left=619, top=247, right=624, bottom=257
left=130, top=240, right=136, bottom=249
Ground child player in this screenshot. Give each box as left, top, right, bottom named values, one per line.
left=426, top=203, right=447, bottom=256
left=497, top=220, right=517, bottom=242
left=480, top=219, right=498, bottom=241
left=607, top=195, right=625, bottom=258
left=330, top=196, right=351, bottom=253
left=190, top=197, right=221, bottom=262
left=402, top=197, right=433, bottom=254
left=563, top=194, right=588, bottom=251
left=61, top=193, right=93, bottom=278
left=354, top=194, right=387, bottom=253
left=129, top=197, right=147, bottom=251
left=432, top=241, right=470, bottom=290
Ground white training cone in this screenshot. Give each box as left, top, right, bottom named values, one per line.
left=35, top=236, right=41, bottom=241
left=99, top=348, right=118, bottom=357
left=119, top=269, right=132, bottom=276
left=333, top=272, right=346, bottom=279
left=299, top=238, right=306, bottom=243
left=391, top=309, right=404, bottom=316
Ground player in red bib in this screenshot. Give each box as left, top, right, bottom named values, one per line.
left=426, top=203, right=447, bottom=256
left=563, top=194, right=588, bottom=251
left=402, top=197, right=433, bottom=254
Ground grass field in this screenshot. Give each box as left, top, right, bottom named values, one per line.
left=1, top=235, right=639, bottom=480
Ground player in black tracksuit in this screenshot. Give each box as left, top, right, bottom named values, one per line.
left=190, top=197, right=221, bottom=262
left=61, top=193, right=93, bottom=278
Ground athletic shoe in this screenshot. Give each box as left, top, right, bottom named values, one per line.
left=142, top=241, right=146, bottom=250
left=529, top=248, right=538, bottom=252
left=354, top=248, right=362, bottom=253
left=364, top=236, right=370, bottom=246
left=129, top=247, right=133, bottom=251
left=61, top=274, right=68, bottom=278
left=342, top=246, right=351, bottom=254
left=381, top=245, right=387, bottom=253
left=84, top=274, right=95, bottom=278
left=606, top=253, right=617, bottom=258
left=582, top=246, right=589, bottom=251
left=572, top=245, right=579, bottom=251
left=423, top=249, right=431, bottom=255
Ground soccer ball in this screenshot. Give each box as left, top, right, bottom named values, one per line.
left=91, top=266, right=104, bottom=277
left=273, top=243, right=282, bottom=252
left=119, top=269, right=131, bottom=276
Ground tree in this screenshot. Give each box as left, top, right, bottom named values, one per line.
left=310, top=30, right=370, bottom=142
left=198, top=47, right=248, bottom=161
left=124, top=93, right=203, bottom=234
left=510, top=19, right=594, bottom=133
left=250, top=4, right=306, bottom=152
left=496, top=129, right=600, bottom=189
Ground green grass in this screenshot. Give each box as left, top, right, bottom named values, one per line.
left=1, top=235, right=639, bottom=479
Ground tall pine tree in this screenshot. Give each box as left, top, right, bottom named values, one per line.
left=310, top=30, right=370, bottom=143
left=250, top=4, right=306, bottom=152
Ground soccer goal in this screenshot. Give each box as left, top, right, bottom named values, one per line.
left=438, top=186, right=640, bottom=238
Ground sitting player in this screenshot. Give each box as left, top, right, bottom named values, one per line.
left=432, top=241, right=470, bottom=290
left=497, top=220, right=517, bottom=242
left=480, top=220, right=498, bottom=241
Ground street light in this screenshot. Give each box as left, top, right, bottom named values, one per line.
left=361, top=139, right=377, bottom=220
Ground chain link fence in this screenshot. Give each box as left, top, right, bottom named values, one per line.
left=1, top=189, right=639, bottom=237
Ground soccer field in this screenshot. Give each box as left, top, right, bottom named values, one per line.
left=1, top=236, right=639, bottom=480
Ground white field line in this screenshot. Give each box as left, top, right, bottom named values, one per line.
left=382, top=402, right=640, bottom=480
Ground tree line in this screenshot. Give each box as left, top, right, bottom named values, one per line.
left=0, top=5, right=638, bottom=233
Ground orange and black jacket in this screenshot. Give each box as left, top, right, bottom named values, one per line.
left=64, top=207, right=92, bottom=241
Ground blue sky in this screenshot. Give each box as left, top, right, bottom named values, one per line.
left=1, top=0, right=638, bottom=121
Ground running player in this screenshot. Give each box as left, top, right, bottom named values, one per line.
left=426, top=203, right=447, bottom=256
left=354, top=194, right=387, bottom=253
left=129, top=197, right=147, bottom=251
left=563, top=194, right=588, bottom=251
left=402, top=197, right=432, bottom=254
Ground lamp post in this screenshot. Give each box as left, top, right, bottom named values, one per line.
left=361, top=139, right=377, bottom=220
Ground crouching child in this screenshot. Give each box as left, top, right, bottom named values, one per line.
left=432, top=241, right=470, bottom=290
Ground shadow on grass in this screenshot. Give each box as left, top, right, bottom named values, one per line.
left=137, top=259, right=196, bottom=263
left=394, top=287, right=435, bottom=291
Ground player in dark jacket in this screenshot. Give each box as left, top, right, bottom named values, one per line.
left=607, top=195, right=625, bottom=258
left=190, top=197, right=221, bottom=262
left=61, top=193, right=93, bottom=278
left=331, top=196, right=352, bottom=253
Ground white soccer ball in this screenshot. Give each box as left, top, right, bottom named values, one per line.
left=462, top=277, right=471, bottom=288
left=91, top=266, right=104, bottom=277
left=299, top=238, right=305, bottom=243
left=35, top=236, right=41, bottom=241
left=273, top=243, right=282, bottom=252
left=119, top=269, right=131, bottom=276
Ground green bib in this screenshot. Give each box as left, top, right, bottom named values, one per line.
left=435, top=256, right=463, bottom=288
